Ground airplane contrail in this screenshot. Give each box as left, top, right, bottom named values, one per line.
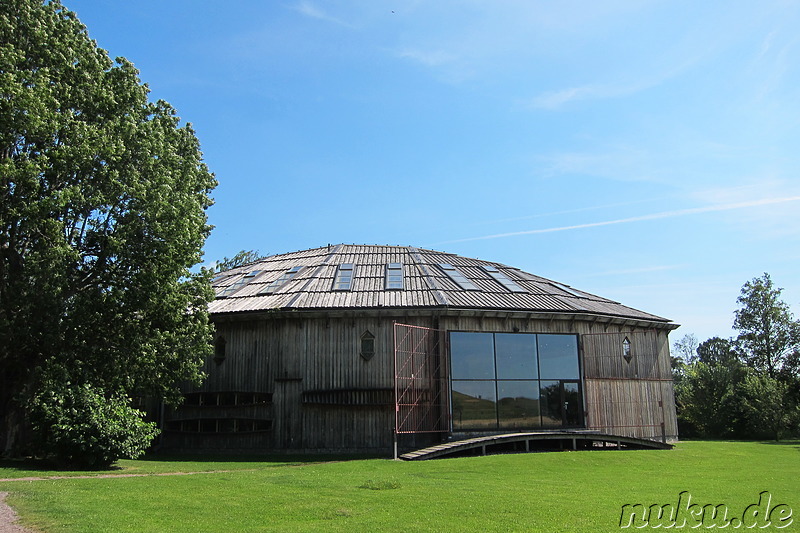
left=438, top=196, right=800, bottom=244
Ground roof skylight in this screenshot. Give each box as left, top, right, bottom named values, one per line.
left=258, top=266, right=303, bottom=295
left=482, top=265, right=526, bottom=293
left=333, top=263, right=355, bottom=291
left=385, top=263, right=404, bottom=290
left=551, top=281, right=583, bottom=298
left=218, top=270, right=262, bottom=298
left=439, top=263, right=479, bottom=291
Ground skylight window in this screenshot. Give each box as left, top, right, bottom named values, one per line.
left=212, top=273, right=230, bottom=283
left=482, top=265, right=526, bottom=293
left=333, top=263, right=355, bottom=291
left=385, top=263, right=404, bottom=290
left=258, top=266, right=302, bottom=295
left=551, top=281, right=583, bottom=298
left=218, top=270, right=262, bottom=298
left=439, top=263, right=479, bottom=291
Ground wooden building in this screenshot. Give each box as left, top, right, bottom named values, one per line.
left=160, top=244, right=680, bottom=454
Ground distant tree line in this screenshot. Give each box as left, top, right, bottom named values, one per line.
left=672, top=273, right=800, bottom=440
left=214, top=250, right=267, bottom=272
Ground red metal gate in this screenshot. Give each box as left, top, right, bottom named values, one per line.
left=393, top=323, right=450, bottom=442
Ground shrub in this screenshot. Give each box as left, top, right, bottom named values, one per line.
left=29, top=381, right=159, bottom=469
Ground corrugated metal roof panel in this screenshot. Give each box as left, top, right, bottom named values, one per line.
left=208, top=244, right=673, bottom=324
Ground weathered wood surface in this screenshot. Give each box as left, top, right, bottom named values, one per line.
left=164, top=315, right=436, bottom=452
left=162, top=314, right=678, bottom=453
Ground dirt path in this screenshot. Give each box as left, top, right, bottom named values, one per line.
left=0, top=492, right=31, bottom=533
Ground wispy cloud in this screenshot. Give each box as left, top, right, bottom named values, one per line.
left=527, top=25, right=719, bottom=110
left=535, top=146, right=661, bottom=183
left=438, top=196, right=800, bottom=244
left=757, top=30, right=777, bottom=60
left=292, top=1, right=352, bottom=27
left=396, top=48, right=457, bottom=67
left=482, top=198, right=662, bottom=225
left=529, top=82, right=648, bottom=110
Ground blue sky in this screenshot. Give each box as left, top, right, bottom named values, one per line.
left=64, top=0, right=800, bottom=344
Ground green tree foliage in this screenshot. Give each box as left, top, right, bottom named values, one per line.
left=737, top=373, right=797, bottom=441
left=28, top=365, right=159, bottom=468
left=696, top=336, right=739, bottom=366
left=215, top=250, right=267, bottom=272
left=674, top=275, right=800, bottom=440
left=734, top=273, right=800, bottom=378
left=0, top=1, right=217, bottom=464
left=675, top=338, right=747, bottom=438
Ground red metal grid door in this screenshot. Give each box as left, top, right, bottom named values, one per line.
left=393, top=323, right=450, bottom=436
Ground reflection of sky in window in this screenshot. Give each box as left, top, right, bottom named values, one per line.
left=495, top=333, right=537, bottom=379
left=450, top=332, right=495, bottom=379
left=538, top=335, right=579, bottom=379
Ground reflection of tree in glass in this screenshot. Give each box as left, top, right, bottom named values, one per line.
left=563, top=385, right=581, bottom=426
left=540, top=383, right=562, bottom=426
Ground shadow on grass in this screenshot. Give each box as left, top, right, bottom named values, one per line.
left=0, top=457, right=125, bottom=473
left=0, top=452, right=381, bottom=478
left=134, top=452, right=380, bottom=464
left=758, top=440, right=800, bottom=450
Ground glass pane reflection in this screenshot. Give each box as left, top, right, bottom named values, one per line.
left=563, top=382, right=581, bottom=427
left=449, top=332, right=582, bottom=430
left=495, top=333, right=537, bottom=379
left=498, top=381, right=540, bottom=428
left=452, top=381, right=497, bottom=429
left=538, top=335, right=579, bottom=379
left=539, top=380, right=562, bottom=427
left=450, top=332, right=495, bottom=379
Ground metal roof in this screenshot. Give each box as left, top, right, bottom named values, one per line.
left=209, top=244, right=675, bottom=326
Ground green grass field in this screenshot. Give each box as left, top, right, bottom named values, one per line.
left=2, top=441, right=798, bottom=532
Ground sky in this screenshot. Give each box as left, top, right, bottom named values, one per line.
left=63, top=0, right=800, bottom=344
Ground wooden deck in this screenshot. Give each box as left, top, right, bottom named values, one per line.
left=398, top=431, right=672, bottom=460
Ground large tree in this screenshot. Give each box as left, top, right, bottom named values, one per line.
left=734, top=273, right=800, bottom=378
left=675, top=275, right=800, bottom=441
left=0, top=0, right=216, bottom=464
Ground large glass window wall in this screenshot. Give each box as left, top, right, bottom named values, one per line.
left=450, top=332, right=582, bottom=430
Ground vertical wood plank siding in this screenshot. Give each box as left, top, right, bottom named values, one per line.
left=164, top=314, right=436, bottom=453
left=162, top=313, right=678, bottom=453
left=582, top=329, right=678, bottom=441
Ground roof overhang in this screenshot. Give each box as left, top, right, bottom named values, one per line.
left=211, top=305, right=679, bottom=331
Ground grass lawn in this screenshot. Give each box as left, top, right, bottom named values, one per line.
left=1, top=441, right=798, bottom=532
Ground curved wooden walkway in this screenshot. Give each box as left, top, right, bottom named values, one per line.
left=399, top=431, right=672, bottom=460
